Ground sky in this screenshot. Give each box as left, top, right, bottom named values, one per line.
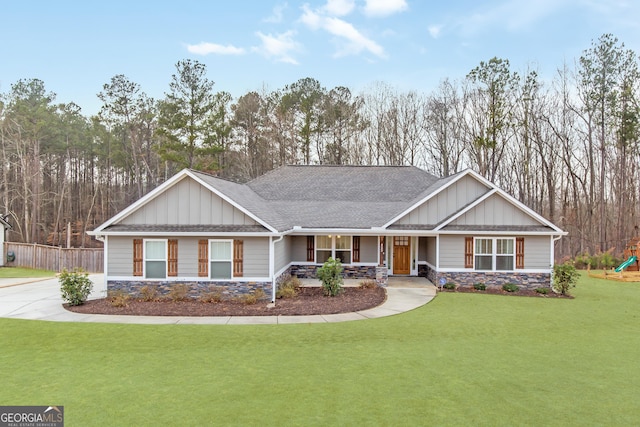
left=1, top=0, right=639, bottom=116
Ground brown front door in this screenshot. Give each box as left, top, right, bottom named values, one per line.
left=393, top=236, right=411, bottom=275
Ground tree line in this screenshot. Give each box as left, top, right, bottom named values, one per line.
left=1, top=33, right=638, bottom=260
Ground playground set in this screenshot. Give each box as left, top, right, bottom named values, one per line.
left=590, top=237, right=640, bottom=282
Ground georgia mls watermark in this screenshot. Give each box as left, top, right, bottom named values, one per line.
left=0, top=406, right=63, bottom=427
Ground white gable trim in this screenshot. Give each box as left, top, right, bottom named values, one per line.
left=89, top=169, right=277, bottom=236
left=382, top=169, right=487, bottom=229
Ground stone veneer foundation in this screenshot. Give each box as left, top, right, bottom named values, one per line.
left=282, top=264, right=388, bottom=287
left=108, top=280, right=273, bottom=300
left=419, top=264, right=550, bottom=290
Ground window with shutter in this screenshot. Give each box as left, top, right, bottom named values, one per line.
left=168, top=239, right=178, bottom=277
left=307, top=236, right=314, bottom=262
left=516, top=237, right=525, bottom=269
left=133, top=239, right=143, bottom=276
left=464, top=237, right=473, bottom=268
left=233, top=239, right=243, bottom=277
left=198, top=240, right=208, bottom=277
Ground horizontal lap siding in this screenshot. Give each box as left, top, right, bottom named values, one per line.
left=439, top=235, right=551, bottom=270
left=242, top=237, right=270, bottom=277
left=274, top=236, right=291, bottom=273
left=439, top=235, right=466, bottom=268
left=107, top=236, right=269, bottom=278
left=359, top=236, right=378, bottom=263
left=107, top=236, right=134, bottom=275
left=291, top=236, right=308, bottom=263
left=524, top=236, right=552, bottom=269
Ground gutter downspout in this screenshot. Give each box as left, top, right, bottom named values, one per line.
left=270, top=235, right=284, bottom=302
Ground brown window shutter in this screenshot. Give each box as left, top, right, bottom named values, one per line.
left=307, top=236, right=315, bottom=262
left=516, top=237, right=525, bottom=269
left=233, top=239, right=244, bottom=277
left=464, top=237, right=473, bottom=268
left=353, top=236, right=360, bottom=263
left=198, top=240, right=208, bottom=277
left=168, top=239, right=178, bottom=277
left=133, top=239, right=143, bottom=276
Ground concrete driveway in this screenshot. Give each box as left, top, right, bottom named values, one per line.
left=0, top=275, right=436, bottom=325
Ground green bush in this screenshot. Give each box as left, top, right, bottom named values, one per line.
left=59, top=267, right=93, bottom=306
left=535, top=287, right=550, bottom=295
left=316, top=257, right=344, bottom=297
left=473, top=282, right=486, bottom=291
left=168, top=284, right=189, bottom=302
left=443, top=282, right=456, bottom=290
left=552, top=262, right=579, bottom=296
left=502, top=283, right=519, bottom=293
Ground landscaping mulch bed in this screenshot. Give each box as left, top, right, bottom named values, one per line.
left=439, top=287, right=573, bottom=298
left=65, top=286, right=387, bottom=317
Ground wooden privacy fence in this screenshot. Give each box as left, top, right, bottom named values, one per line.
left=3, top=242, right=104, bottom=273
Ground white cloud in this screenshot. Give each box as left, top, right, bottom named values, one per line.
left=363, top=0, right=408, bottom=17
left=323, top=16, right=386, bottom=57
left=323, top=0, right=355, bottom=16
left=186, top=42, right=245, bottom=55
left=264, top=3, right=287, bottom=23
left=300, top=4, right=386, bottom=59
left=428, top=25, right=443, bottom=39
left=253, top=31, right=300, bottom=64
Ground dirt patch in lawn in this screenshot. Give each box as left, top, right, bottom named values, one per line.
left=65, top=286, right=387, bottom=317
left=439, top=287, right=573, bottom=298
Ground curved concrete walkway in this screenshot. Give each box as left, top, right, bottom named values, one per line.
left=0, top=275, right=437, bottom=325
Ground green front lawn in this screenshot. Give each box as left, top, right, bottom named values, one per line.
left=1, top=274, right=639, bottom=426
left=0, top=266, right=55, bottom=278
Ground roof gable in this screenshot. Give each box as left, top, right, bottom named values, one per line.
left=91, top=170, right=277, bottom=235
left=389, top=172, right=490, bottom=228
left=119, top=175, right=260, bottom=227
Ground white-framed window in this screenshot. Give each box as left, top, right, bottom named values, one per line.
left=316, top=235, right=332, bottom=264
left=335, top=235, right=352, bottom=264
left=474, top=237, right=515, bottom=271
left=315, top=235, right=352, bottom=264
left=209, top=239, right=232, bottom=279
left=145, top=239, right=167, bottom=279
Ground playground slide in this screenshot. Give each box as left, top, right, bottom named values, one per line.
left=615, top=256, right=637, bottom=273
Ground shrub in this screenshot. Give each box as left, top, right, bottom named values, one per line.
left=140, top=285, right=158, bottom=302
left=241, top=288, right=266, bottom=305
left=502, top=283, right=519, bottom=293
left=316, top=257, right=344, bottom=297
left=168, top=284, right=189, bottom=302
left=59, top=267, right=93, bottom=306
left=276, top=276, right=302, bottom=299
left=552, top=262, right=579, bottom=296
left=473, top=282, right=486, bottom=291
left=535, top=287, right=549, bottom=295
left=200, top=286, right=223, bottom=303
left=359, top=279, right=378, bottom=289
left=443, top=282, right=456, bottom=290
left=109, top=291, right=130, bottom=307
